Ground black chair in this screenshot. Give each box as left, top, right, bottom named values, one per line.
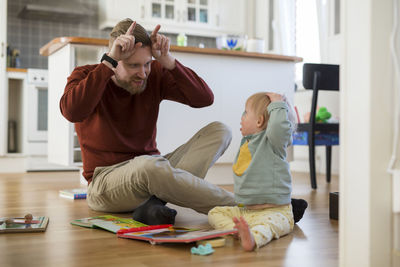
left=293, top=63, right=339, bottom=189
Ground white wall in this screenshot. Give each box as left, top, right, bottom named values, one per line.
left=158, top=51, right=296, bottom=163
left=340, top=0, right=393, bottom=266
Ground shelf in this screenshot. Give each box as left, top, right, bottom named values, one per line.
left=4, top=153, right=26, bottom=158
left=6, top=68, right=28, bottom=73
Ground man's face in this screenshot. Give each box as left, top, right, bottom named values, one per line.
left=113, top=46, right=153, bottom=95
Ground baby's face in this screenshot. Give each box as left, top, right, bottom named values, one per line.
left=240, top=103, right=261, bottom=136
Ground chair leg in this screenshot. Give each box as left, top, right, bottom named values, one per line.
left=308, top=143, right=317, bottom=189
left=326, top=146, right=332, bottom=183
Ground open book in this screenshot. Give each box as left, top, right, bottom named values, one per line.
left=0, top=216, right=49, bottom=233
left=117, top=227, right=238, bottom=245
left=71, top=215, right=147, bottom=233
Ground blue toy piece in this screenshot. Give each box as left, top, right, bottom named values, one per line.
left=190, top=243, right=215, bottom=256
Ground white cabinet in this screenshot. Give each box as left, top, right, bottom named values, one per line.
left=146, top=0, right=247, bottom=36
left=3, top=70, right=48, bottom=157
left=142, top=0, right=216, bottom=36
left=98, top=0, right=246, bottom=37
left=98, top=0, right=143, bottom=30
left=143, top=0, right=247, bottom=36
left=143, top=0, right=179, bottom=23
left=214, top=0, right=246, bottom=35
left=6, top=71, right=27, bottom=155
left=27, top=69, right=48, bottom=143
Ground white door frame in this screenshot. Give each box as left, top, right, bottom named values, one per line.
left=0, top=0, right=7, bottom=155
left=340, top=0, right=393, bottom=266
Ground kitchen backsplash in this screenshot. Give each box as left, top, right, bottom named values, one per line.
left=7, top=0, right=216, bottom=69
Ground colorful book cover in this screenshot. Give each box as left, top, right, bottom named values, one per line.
left=117, top=227, right=238, bottom=245
left=0, top=216, right=49, bottom=233
left=71, top=215, right=147, bottom=233
left=59, top=188, right=87, bottom=199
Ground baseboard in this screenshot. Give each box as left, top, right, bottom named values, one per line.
left=290, top=159, right=310, bottom=173
left=290, top=159, right=339, bottom=175
left=0, top=156, right=25, bottom=173
left=0, top=156, right=80, bottom=173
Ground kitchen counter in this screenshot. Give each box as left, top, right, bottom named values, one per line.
left=40, top=36, right=302, bottom=62
left=41, top=36, right=301, bottom=166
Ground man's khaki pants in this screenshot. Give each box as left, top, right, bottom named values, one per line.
left=87, top=121, right=236, bottom=214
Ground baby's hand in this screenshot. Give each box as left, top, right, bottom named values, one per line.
left=266, top=92, right=284, bottom=102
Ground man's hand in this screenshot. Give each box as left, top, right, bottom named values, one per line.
left=150, top=25, right=176, bottom=70
left=266, top=92, right=284, bottom=102
left=108, top=21, right=143, bottom=62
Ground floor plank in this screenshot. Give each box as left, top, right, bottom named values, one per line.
left=0, top=167, right=338, bottom=267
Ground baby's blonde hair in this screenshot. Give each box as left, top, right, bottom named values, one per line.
left=246, top=92, right=297, bottom=130
left=246, top=93, right=271, bottom=130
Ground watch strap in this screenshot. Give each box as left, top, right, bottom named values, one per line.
left=101, top=53, right=118, bottom=68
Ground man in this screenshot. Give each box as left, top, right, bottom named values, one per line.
left=60, top=19, right=307, bottom=225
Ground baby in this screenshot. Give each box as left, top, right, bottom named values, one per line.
left=208, top=92, right=302, bottom=251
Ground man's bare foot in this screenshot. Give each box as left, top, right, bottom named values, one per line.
left=233, top=216, right=255, bottom=251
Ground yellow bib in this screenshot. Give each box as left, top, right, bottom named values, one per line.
left=232, top=141, right=252, bottom=176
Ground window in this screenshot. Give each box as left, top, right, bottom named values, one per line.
left=151, top=0, right=175, bottom=20
left=295, top=0, right=321, bottom=86
left=334, top=0, right=340, bottom=35
left=187, top=0, right=208, bottom=23
left=268, top=0, right=274, bottom=51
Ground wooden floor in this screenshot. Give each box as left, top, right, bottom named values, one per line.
left=0, top=167, right=338, bottom=267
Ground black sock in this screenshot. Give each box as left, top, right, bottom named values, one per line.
left=132, top=195, right=177, bottom=225
left=291, top=198, right=308, bottom=223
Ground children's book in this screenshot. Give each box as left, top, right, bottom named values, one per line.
left=0, top=216, right=49, bottom=233
left=117, top=227, right=238, bottom=245
left=71, top=215, right=147, bottom=233
left=59, top=188, right=87, bottom=199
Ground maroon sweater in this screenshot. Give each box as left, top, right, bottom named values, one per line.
left=60, top=60, right=213, bottom=183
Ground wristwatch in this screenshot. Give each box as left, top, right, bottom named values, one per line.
left=101, top=53, right=118, bottom=68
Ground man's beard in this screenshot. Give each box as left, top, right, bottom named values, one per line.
left=114, top=75, right=147, bottom=95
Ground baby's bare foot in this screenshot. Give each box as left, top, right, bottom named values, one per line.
left=233, top=216, right=255, bottom=251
